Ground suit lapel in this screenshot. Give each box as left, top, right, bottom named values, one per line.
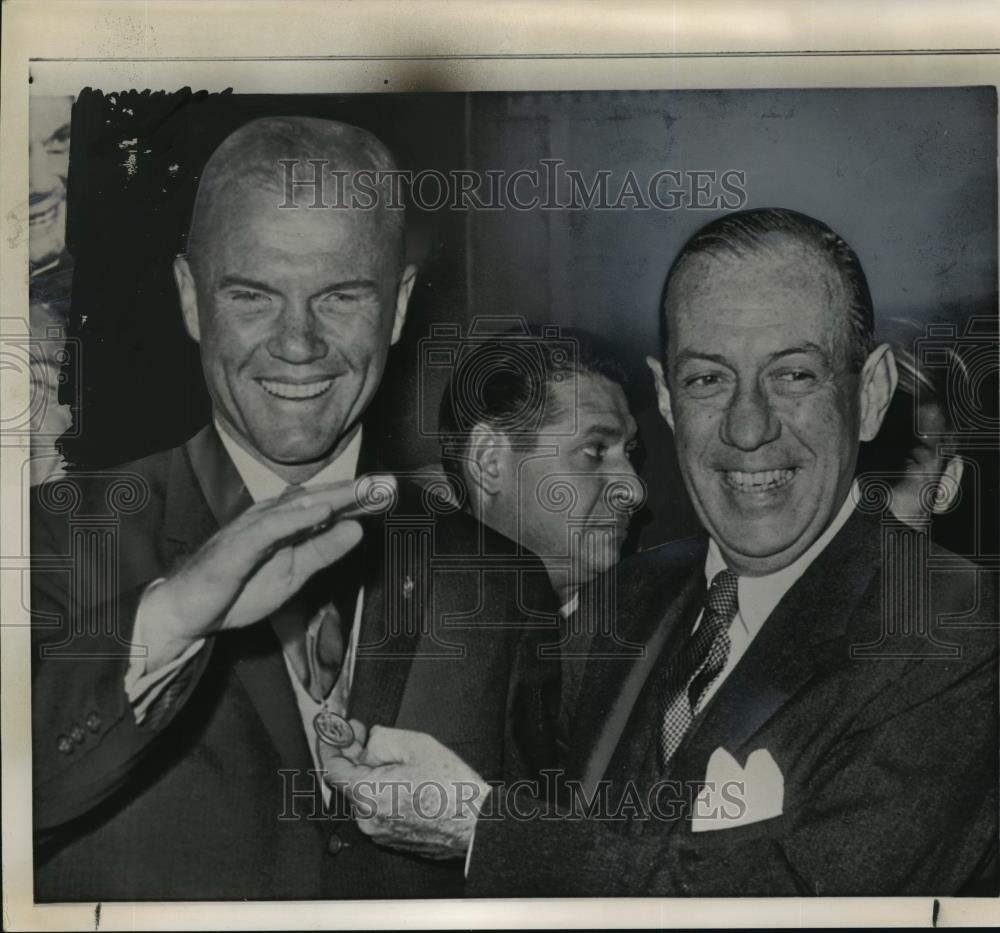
left=165, top=425, right=315, bottom=774
left=573, top=537, right=707, bottom=792
left=348, top=484, right=424, bottom=728
left=671, top=509, right=884, bottom=780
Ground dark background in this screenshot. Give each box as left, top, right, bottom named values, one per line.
left=60, top=86, right=998, bottom=556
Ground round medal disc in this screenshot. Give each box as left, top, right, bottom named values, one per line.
left=313, top=710, right=355, bottom=749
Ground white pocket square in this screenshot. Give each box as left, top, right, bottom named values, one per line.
left=691, top=747, right=784, bottom=833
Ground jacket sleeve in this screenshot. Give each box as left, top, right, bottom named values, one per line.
left=31, top=498, right=215, bottom=835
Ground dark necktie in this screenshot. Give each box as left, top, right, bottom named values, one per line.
left=657, top=568, right=739, bottom=770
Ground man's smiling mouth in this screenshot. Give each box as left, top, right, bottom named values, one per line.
left=30, top=202, right=61, bottom=227
left=723, top=468, right=798, bottom=493
left=257, top=377, right=335, bottom=400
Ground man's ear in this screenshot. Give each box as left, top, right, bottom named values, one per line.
left=173, top=256, right=201, bottom=343
left=390, top=264, right=418, bottom=346
left=646, top=355, right=674, bottom=430
left=464, top=423, right=506, bottom=497
left=858, top=343, right=898, bottom=442
left=932, top=455, right=965, bottom=514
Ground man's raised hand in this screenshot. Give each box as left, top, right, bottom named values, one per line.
left=141, top=475, right=396, bottom=669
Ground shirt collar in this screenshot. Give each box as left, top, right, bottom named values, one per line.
left=560, top=591, right=580, bottom=619
left=705, top=481, right=859, bottom=636
left=214, top=417, right=363, bottom=504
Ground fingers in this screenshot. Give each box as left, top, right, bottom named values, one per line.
left=292, top=519, right=364, bottom=579
left=223, top=496, right=346, bottom=570
left=227, top=471, right=396, bottom=566
left=315, top=718, right=368, bottom=768
left=359, top=725, right=426, bottom=767
left=349, top=718, right=369, bottom=749
left=319, top=717, right=371, bottom=778
left=323, top=753, right=369, bottom=788
left=277, top=473, right=398, bottom=520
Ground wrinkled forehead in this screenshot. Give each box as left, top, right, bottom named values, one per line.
left=191, top=175, right=402, bottom=273
left=664, top=239, right=852, bottom=348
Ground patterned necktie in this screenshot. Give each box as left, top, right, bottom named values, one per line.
left=657, top=568, right=739, bottom=771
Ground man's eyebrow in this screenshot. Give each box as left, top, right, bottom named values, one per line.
left=216, top=275, right=275, bottom=293
left=44, top=124, right=71, bottom=145
left=672, top=350, right=732, bottom=367
left=215, top=276, right=379, bottom=295
left=579, top=422, right=636, bottom=442
left=314, top=279, right=380, bottom=294
left=766, top=343, right=832, bottom=365
left=672, top=343, right=832, bottom=366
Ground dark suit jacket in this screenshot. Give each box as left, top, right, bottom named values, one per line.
left=31, top=425, right=560, bottom=901
left=468, top=509, right=998, bottom=896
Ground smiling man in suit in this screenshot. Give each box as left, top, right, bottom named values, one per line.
left=30, top=116, right=558, bottom=901
left=324, top=207, right=998, bottom=896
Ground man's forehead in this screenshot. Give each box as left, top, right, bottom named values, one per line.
left=30, top=97, right=73, bottom=138
left=664, top=243, right=849, bottom=337
left=198, top=182, right=394, bottom=257
left=548, top=374, right=633, bottom=430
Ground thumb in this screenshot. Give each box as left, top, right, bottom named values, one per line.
left=322, top=751, right=370, bottom=789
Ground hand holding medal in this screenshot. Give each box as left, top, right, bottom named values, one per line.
left=315, top=713, right=368, bottom=764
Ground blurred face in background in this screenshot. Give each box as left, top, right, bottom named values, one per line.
left=889, top=398, right=964, bottom=523
left=29, top=96, right=73, bottom=270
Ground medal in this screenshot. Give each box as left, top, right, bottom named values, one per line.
left=313, top=709, right=355, bottom=748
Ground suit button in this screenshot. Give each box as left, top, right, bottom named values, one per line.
left=70, top=724, right=86, bottom=744
left=56, top=735, right=74, bottom=755
left=326, top=833, right=347, bottom=855
left=85, top=711, right=102, bottom=732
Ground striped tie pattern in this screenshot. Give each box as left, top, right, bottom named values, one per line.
left=657, top=568, right=739, bottom=770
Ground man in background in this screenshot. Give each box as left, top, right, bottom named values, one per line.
left=859, top=325, right=970, bottom=527
left=28, top=95, right=75, bottom=484
left=437, top=327, right=644, bottom=617
left=435, top=327, right=644, bottom=752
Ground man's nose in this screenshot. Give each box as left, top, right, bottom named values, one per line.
left=598, top=460, right=646, bottom=519
left=266, top=301, right=329, bottom=364
left=719, top=381, right=781, bottom=451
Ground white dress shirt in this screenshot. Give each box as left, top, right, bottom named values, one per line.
left=693, top=483, right=859, bottom=713
left=125, top=421, right=365, bottom=802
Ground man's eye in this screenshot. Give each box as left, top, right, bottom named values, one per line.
left=581, top=444, right=607, bottom=461
left=687, top=374, right=717, bottom=387
left=318, top=292, right=360, bottom=308
left=773, top=369, right=817, bottom=389
left=682, top=372, right=728, bottom=395
left=44, top=128, right=71, bottom=155
left=225, top=290, right=271, bottom=306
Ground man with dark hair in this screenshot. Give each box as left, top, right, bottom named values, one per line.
left=324, top=207, right=997, bottom=897
left=436, top=327, right=644, bottom=614
left=31, top=116, right=558, bottom=901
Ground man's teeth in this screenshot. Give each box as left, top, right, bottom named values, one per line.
left=725, top=468, right=796, bottom=492
left=259, top=378, right=334, bottom=400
